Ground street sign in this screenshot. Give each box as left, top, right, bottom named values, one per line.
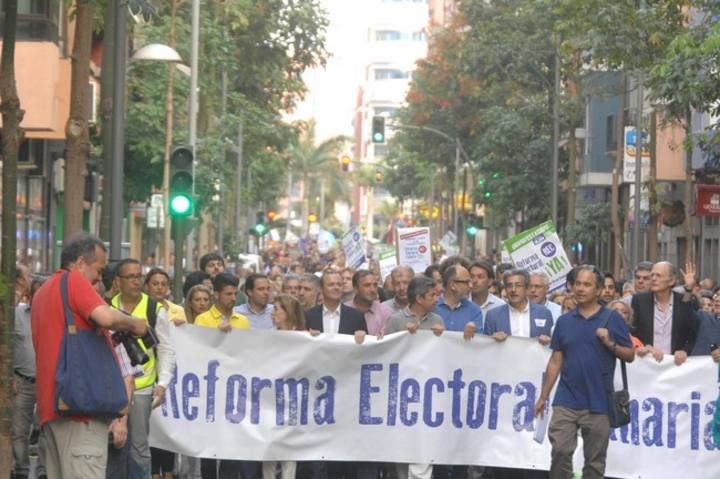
left=147, top=193, right=165, bottom=229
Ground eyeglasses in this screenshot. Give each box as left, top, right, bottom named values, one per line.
left=118, top=274, right=143, bottom=281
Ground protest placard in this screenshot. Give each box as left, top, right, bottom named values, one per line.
left=502, top=221, right=572, bottom=292
left=342, top=226, right=366, bottom=269
left=396, top=227, right=432, bottom=273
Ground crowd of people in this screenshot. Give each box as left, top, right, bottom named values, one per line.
left=11, top=234, right=720, bottom=479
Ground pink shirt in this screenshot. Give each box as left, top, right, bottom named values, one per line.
left=345, top=300, right=393, bottom=335
left=653, top=295, right=673, bottom=354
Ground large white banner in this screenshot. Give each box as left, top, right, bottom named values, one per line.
left=150, top=327, right=720, bottom=478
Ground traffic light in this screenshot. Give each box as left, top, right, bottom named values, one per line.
left=267, top=209, right=277, bottom=222
left=372, top=116, right=385, bottom=144
left=252, top=211, right=268, bottom=236
left=308, top=213, right=318, bottom=223
left=465, top=213, right=481, bottom=237
left=340, top=155, right=351, bottom=172
left=169, top=146, right=194, bottom=217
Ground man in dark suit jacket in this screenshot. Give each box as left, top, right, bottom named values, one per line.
left=484, top=269, right=554, bottom=344
left=300, top=269, right=366, bottom=479
left=631, top=261, right=699, bottom=365
left=304, top=270, right=367, bottom=335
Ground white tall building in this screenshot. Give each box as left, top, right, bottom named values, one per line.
left=352, top=0, right=429, bottom=234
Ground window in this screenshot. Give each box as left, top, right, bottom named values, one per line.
left=605, top=114, right=617, bottom=153
left=1, top=0, right=59, bottom=42
left=375, top=30, right=402, bottom=41
left=374, top=106, right=398, bottom=117
left=374, top=69, right=410, bottom=80
left=412, top=31, right=426, bottom=41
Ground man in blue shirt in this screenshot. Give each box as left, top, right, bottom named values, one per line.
left=233, top=273, right=274, bottom=329
left=435, top=264, right=482, bottom=338
left=534, top=265, right=634, bottom=479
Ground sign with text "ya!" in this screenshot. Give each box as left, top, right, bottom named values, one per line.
left=150, top=326, right=720, bottom=478
left=502, top=221, right=572, bottom=293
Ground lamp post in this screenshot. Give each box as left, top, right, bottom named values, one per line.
left=108, top=37, right=183, bottom=261
left=130, top=44, right=183, bottom=274
left=109, top=0, right=128, bottom=260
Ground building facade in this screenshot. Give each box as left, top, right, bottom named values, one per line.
left=352, top=0, right=429, bottom=238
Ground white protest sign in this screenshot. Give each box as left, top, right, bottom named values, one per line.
left=151, top=327, right=720, bottom=478
left=439, top=231, right=459, bottom=256
left=378, top=249, right=398, bottom=282
left=503, top=221, right=572, bottom=293
left=342, top=226, right=366, bottom=269
left=396, top=227, right=431, bottom=273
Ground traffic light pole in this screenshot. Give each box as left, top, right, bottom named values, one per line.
left=173, top=217, right=187, bottom=301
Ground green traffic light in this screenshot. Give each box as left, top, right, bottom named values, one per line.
left=170, top=194, right=192, bottom=216
left=484, top=191, right=492, bottom=199
left=254, top=223, right=268, bottom=235
left=466, top=225, right=479, bottom=237
left=373, top=132, right=384, bottom=143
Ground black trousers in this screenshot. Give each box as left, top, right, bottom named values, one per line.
left=200, top=459, right=259, bottom=479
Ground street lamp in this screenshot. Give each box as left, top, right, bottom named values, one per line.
left=132, top=43, right=183, bottom=62
left=129, top=43, right=184, bottom=272
left=108, top=1, right=184, bottom=261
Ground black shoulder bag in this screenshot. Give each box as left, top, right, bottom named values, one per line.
left=601, top=310, right=631, bottom=428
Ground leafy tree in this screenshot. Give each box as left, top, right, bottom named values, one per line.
left=64, top=0, right=95, bottom=239
left=395, top=0, right=559, bottom=233
left=0, top=0, right=21, bottom=466
left=123, top=0, right=329, bottom=228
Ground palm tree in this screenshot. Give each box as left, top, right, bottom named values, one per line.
left=287, top=120, right=349, bottom=233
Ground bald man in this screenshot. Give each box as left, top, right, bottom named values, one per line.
left=631, top=261, right=700, bottom=366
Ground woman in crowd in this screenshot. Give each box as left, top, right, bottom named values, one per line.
left=424, top=264, right=444, bottom=297
left=263, top=294, right=306, bottom=479
left=183, top=284, right=212, bottom=324
left=145, top=267, right=186, bottom=325
left=607, top=299, right=644, bottom=349
left=550, top=291, right=566, bottom=307
left=144, top=268, right=185, bottom=479
left=561, top=296, right=577, bottom=314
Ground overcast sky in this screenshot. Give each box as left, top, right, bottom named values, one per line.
left=288, top=0, right=371, bottom=143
